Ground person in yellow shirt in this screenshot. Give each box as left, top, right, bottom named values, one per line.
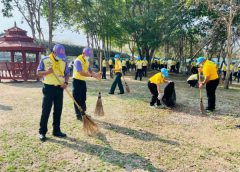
left=222, top=62, right=227, bottom=80
left=102, top=58, right=107, bottom=79
left=187, top=74, right=198, bottom=87
left=157, top=59, right=161, bottom=70
left=37, top=44, right=70, bottom=141
left=72, top=48, right=101, bottom=120
left=197, top=57, right=219, bottom=112
left=191, top=60, right=198, bottom=74
left=122, top=59, right=127, bottom=75
left=148, top=68, right=170, bottom=108
left=108, top=58, right=114, bottom=78
left=109, top=54, right=124, bottom=94
left=237, top=64, right=240, bottom=83
left=135, top=57, right=143, bottom=81
left=142, top=57, right=148, bottom=77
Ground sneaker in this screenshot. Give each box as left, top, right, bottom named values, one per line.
left=156, top=104, right=166, bottom=109
left=76, top=115, right=82, bottom=121
left=118, top=92, right=124, bottom=95
left=39, top=133, right=47, bottom=142
left=108, top=92, right=114, bottom=95
left=149, top=105, right=155, bottom=108
left=53, top=131, right=67, bottom=138
left=206, top=109, right=214, bottom=113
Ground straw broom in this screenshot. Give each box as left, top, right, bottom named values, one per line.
left=198, top=71, right=204, bottom=114
left=121, top=72, right=130, bottom=93
left=94, top=51, right=104, bottom=116
left=52, top=71, right=99, bottom=136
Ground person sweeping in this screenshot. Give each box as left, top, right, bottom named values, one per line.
left=109, top=54, right=124, bottom=94
left=135, top=57, right=143, bottom=81
left=142, top=57, right=148, bottom=77
left=37, top=44, right=70, bottom=141
left=102, top=57, right=107, bottom=79
left=108, top=57, right=114, bottom=78
left=73, top=48, right=101, bottom=121
left=148, top=68, right=170, bottom=108
left=197, top=56, right=219, bottom=113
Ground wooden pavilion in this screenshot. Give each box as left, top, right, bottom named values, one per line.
left=0, top=23, right=44, bottom=81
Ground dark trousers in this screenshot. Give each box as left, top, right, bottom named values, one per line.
left=39, top=84, right=63, bottom=134
left=238, top=72, right=240, bottom=83
left=135, top=69, right=142, bottom=80
left=109, top=65, right=113, bottom=78
left=223, top=71, right=226, bottom=80
left=122, top=66, right=127, bottom=75
left=102, top=67, right=107, bottom=79
left=206, top=78, right=219, bottom=110
left=187, top=80, right=198, bottom=87
left=148, top=81, right=161, bottom=106
left=110, top=72, right=124, bottom=94
left=72, top=79, right=87, bottom=117
left=142, top=66, right=147, bottom=77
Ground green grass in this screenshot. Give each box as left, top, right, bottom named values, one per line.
left=0, top=72, right=240, bottom=171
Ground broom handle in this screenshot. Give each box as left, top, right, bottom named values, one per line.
left=121, top=71, right=127, bottom=83
left=52, top=71, right=85, bottom=114
left=198, top=71, right=202, bottom=98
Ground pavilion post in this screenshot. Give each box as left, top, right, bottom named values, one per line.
left=11, top=51, right=15, bottom=77
left=22, top=51, right=27, bottom=81
left=11, top=51, right=14, bottom=62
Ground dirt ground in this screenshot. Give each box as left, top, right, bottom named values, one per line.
left=0, top=71, right=240, bottom=172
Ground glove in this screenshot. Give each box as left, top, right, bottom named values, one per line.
left=157, top=93, right=162, bottom=100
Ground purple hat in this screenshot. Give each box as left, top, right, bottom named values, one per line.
left=53, top=44, right=66, bottom=60
left=83, top=47, right=93, bottom=58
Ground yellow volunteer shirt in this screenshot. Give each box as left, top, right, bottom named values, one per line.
left=222, top=64, right=227, bottom=71
left=115, top=59, right=122, bottom=73
left=191, top=61, right=197, bottom=67
left=122, top=60, right=126, bottom=67
left=142, top=60, right=148, bottom=66
left=136, top=60, right=143, bottom=69
left=109, top=59, right=113, bottom=65
left=187, top=74, right=198, bottom=81
left=73, top=55, right=89, bottom=81
left=102, top=59, right=106, bottom=67
left=202, top=60, right=219, bottom=80
left=149, top=72, right=165, bottom=85
left=39, top=53, right=66, bottom=86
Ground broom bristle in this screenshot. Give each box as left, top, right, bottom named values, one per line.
left=125, top=83, right=130, bottom=93
left=94, top=96, right=104, bottom=116
left=83, top=115, right=99, bottom=136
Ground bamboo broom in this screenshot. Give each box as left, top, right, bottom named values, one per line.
left=52, top=71, right=99, bottom=136
left=121, top=72, right=130, bottom=93
left=94, top=51, right=104, bottom=116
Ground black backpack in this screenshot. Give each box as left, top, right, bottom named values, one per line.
left=162, top=82, right=176, bottom=107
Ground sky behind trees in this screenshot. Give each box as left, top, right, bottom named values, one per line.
left=0, top=3, right=88, bottom=46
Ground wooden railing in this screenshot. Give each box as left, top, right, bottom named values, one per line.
left=0, top=62, right=38, bottom=81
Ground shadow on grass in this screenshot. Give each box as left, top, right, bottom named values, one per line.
left=96, top=120, right=179, bottom=146
left=48, top=137, right=164, bottom=172
left=0, top=104, right=12, bottom=111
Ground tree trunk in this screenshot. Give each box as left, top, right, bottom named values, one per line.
left=86, top=32, right=90, bottom=47
left=48, top=0, right=53, bottom=51
left=224, top=0, right=233, bottom=89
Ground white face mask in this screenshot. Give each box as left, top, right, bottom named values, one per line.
left=55, top=56, right=61, bottom=61
left=85, top=56, right=89, bottom=61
